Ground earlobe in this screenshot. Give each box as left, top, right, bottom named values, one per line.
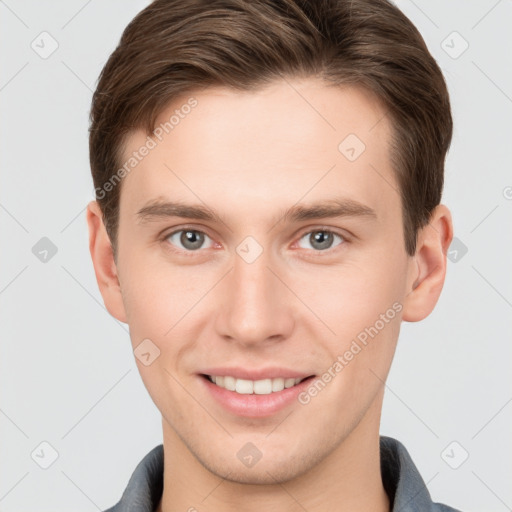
left=402, top=204, right=453, bottom=322
left=86, top=200, right=128, bottom=323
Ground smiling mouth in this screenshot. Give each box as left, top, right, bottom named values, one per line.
left=201, top=374, right=315, bottom=395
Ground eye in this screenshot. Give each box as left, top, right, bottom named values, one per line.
left=297, top=229, right=345, bottom=251
left=165, top=229, right=214, bottom=251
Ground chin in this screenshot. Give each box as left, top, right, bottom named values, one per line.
left=195, top=441, right=325, bottom=486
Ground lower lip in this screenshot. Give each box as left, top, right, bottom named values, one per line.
left=199, top=375, right=315, bottom=418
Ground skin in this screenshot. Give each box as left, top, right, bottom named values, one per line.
left=87, top=78, right=453, bottom=512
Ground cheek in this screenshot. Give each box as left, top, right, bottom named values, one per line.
left=120, top=261, right=203, bottom=411
left=303, top=258, right=405, bottom=330
left=118, top=247, right=204, bottom=334
left=298, top=252, right=406, bottom=383
left=304, top=275, right=402, bottom=417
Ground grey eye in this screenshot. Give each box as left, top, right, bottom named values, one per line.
left=298, top=230, right=344, bottom=251
left=167, top=230, right=213, bottom=251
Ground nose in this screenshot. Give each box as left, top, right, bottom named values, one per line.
left=215, top=244, right=295, bottom=347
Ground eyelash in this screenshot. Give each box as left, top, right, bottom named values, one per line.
left=161, top=226, right=349, bottom=257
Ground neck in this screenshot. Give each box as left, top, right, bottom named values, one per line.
left=156, top=391, right=390, bottom=512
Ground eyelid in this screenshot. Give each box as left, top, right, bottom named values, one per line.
left=161, top=224, right=215, bottom=240
left=294, top=225, right=352, bottom=243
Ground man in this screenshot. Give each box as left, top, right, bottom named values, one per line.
left=87, top=0, right=461, bottom=510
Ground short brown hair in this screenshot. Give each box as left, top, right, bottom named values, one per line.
left=89, top=0, right=452, bottom=257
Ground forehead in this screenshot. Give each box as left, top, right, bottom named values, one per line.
left=118, top=78, right=398, bottom=225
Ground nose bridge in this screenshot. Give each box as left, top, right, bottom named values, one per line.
left=216, top=239, right=293, bottom=344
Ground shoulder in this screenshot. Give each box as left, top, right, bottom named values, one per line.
left=103, top=444, right=164, bottom=512
left=433, top=504, right=464, bottom=512
left=380, top=436, right=464, bottom=512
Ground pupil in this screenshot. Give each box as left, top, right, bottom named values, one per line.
left=312, top=231, right=332, bottom=250
left=182, top=230, right=203, bottom=250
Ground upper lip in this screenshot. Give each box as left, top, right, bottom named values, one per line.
left=199, top=367, right=314, bottom=381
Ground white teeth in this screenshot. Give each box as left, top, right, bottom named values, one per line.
left=223, top=376, right=236, bottom=391
left=235, top=379, right=253, bottom=394
left=253, top=379, right=272, bottom=395
left=271, top=378, right=284, bottom=392
left=207, top=375, right=307, bottom=395
left=284, top=378, right=296, bottom=389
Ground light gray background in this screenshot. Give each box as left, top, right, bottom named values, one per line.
left=1, top=1, right=511, bottom=510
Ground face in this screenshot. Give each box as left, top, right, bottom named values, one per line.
left=108, top=78, right=418, bottom=483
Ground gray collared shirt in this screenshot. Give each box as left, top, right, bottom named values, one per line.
left=103, top=436, right=462, bottom=512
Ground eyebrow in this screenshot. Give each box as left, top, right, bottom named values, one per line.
left=136, top=197, right=377, bottom=226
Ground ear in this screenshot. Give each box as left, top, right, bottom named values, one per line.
left=86, top=200, right=128, bottom=323
left=402, top=204, right=453, bottom=322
